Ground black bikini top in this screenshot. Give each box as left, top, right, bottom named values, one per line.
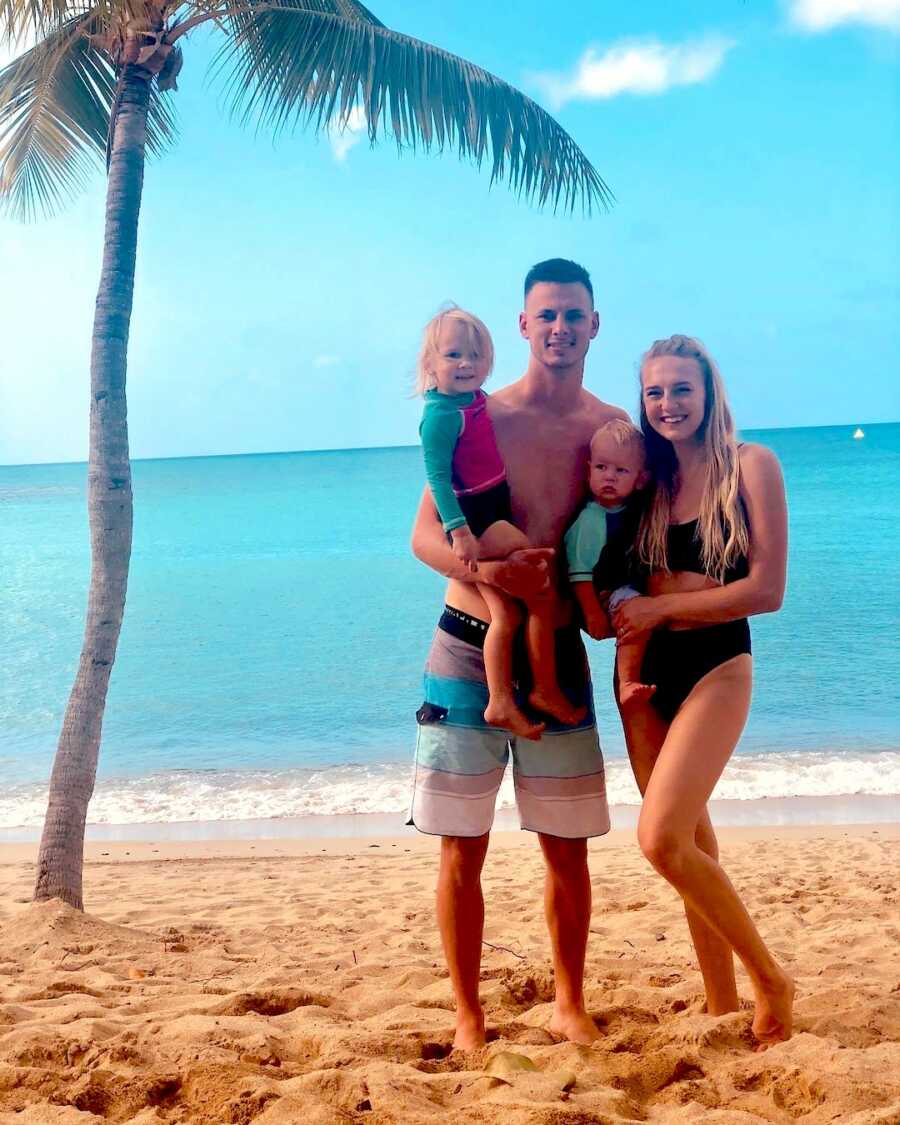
left=667, top=518, right=749, bottom=584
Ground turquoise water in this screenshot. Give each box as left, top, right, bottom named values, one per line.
left=1, top=423, right=898, bottom=827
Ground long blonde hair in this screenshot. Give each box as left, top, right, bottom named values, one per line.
left=414, top=305, right=495, bottom=395
left=637, top=335, right=749, bottom=582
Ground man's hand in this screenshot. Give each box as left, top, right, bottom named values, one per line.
left=612, top=595, right=671, bottom=643
left=450, top=526, right=480, bottom=572
left=486, top=548, right=555, bottom=599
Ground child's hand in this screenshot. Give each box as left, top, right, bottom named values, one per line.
left=450, top=526, right=480, bottom=571
left=584, top=611, right=612, bottom=640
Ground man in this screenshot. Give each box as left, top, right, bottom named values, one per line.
left=409, top=259, right=628, bottom=1050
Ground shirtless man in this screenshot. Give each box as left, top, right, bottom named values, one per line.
left=409, top=259, right=628, bottom=1050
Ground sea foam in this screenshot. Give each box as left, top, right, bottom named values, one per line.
left=3, top=750, right=899, bottom=829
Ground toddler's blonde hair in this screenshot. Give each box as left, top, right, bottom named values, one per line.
left=414, top=305, right=495, bottom=395
left=590, top=418, right=646, bottom=463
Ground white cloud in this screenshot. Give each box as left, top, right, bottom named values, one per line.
left=530, top=35, right=735, bottom=110
left=328, top=105, right=367, bottom=163
left=789, top=0, right=900, bottom=32
left=313, top=354, right=341, bottom=368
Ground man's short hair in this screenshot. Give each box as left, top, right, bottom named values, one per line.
left=524, top=259, right=593, bottom=304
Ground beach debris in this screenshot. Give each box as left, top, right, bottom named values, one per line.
left=655, top=932, right=666, bottom=941
left=484, top=1051, right=537, bottom=1083
left=128, top=966, right=148, bottom=980
left=482, top=939, right=525, bottom=960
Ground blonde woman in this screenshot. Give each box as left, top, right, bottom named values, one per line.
left=613, top=335, right=794, bottom=1045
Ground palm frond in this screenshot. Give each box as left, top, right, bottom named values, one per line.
left=0, top=12, right=177, bottom=219
left=0, top=0, right=74, bottom=45
left=213, top=2, right=611, bottom=214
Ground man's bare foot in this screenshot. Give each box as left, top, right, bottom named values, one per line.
left=528, top=688, right=587, bottom=728
left=618, top=680, right=656, bottom=709
left=452, top=1011, right=487, bottom=1051
left=484, top=699, right=545, bottom=740
left=549, top=1006, right=601, bottom=1045
left=752, top=971, right=795, bottom=1047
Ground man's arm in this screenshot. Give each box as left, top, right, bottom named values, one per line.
left=410, top=488, right=553, bottom=600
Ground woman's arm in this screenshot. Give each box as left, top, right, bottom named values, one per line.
left=615, top=444, right=787, bottom=638
left=410, top=488, right=554, bottom=600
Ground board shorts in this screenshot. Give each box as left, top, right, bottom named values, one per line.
left=407, top=605, right=611, bottom=839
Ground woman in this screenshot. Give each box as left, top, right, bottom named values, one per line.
left=613, top=334, right=794, bottom=1045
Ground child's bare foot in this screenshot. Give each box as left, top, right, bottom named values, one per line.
left=618, top=680, right=656, bottom=709
left=484, top=699, right=545, bottom=741
left=549, top=1005, right=601, bottom=1045
left=752, top=970, right=795, bottom=1048
left=452, top=1010, right=486, bottom=1051
left=528, top=687, right=587, bottom=728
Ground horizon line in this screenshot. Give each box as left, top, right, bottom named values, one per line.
left=1, top=419, right=895, bottom=470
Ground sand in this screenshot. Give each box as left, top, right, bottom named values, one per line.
left=1, top=823, right=899, bottom=1124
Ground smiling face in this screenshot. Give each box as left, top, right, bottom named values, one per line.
left=427, top=319, right=491, bottom=396
left=640, top=355, right=707, bottom=445
left=519, top=282, right=599, bottom=372
left=588, top=432, right=647, bottom=507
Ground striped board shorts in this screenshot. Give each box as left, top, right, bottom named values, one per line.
left=407, top=605, right=610, bottom=839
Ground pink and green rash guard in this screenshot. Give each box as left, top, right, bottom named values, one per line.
left=419, top=388, right=507, bottom=532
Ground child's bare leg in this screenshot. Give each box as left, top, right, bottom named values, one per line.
left=525, top=595, right=588, bottom=727
left=479, top=585, right=545, bottom=740
left=477, top=521, right=585, bottom=728
left=617, top=631, right=656, bottom=708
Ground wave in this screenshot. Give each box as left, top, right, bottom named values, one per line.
left=3, top=750, right=900, bottom=829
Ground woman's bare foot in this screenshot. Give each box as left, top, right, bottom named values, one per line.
left=528, top=687, right=587, bottom=728
left=484, top=699, right=545, bottom=740
left=549, top=1005, right=601, bottom=1045
left=452, top=1010, right=487, bottom=1051
left=752, top=970, right=795, bottom=1046
left=618, top=680, right=656, bottom=709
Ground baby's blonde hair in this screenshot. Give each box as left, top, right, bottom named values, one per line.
left=414, top=305, right=495, bottom=395
left=590, top=418, right=646, bottom=464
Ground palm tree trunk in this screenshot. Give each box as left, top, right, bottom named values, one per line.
left=34, top=64, right=152, bottom=909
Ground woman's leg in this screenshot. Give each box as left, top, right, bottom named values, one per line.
left=479, top=584, right=544, bottom=740
left=619, top=698, right=739, bottom=1014
left=636, top=655, right=794, bottom=1042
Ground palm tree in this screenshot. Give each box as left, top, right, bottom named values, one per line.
left=1, top=0, right=612, bottom=910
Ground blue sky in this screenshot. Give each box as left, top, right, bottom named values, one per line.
left=1, top=0, right=898, bottom=464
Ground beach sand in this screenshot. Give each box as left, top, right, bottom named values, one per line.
left=1, top=824, right=899, bottom=1124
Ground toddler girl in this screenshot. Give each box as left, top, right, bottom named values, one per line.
left=417, top=306, right=586, bottom=739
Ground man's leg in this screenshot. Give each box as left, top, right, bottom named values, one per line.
left=437, top=833, right=491, bottom=1050
left=538, top=833, right=600, bottom=1044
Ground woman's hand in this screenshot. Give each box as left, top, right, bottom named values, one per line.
left=613, top=595, right=671, bottom=642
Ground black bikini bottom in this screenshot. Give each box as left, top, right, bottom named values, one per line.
left=642, top=619, right=751, bottom=721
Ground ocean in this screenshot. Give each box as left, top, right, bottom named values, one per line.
left=1, top=423, right=898, bottom=832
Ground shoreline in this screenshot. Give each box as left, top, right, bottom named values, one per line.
left=0, top=796, right=895, bottom=855
left=1, top=792, right=898, bottom=847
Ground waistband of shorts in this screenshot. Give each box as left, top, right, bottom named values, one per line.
left=439, top=605, right=489, bottom=648
left=438, top=604, right=584, bottom=652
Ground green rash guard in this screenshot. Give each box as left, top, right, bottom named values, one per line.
left=564, top=501, right=625, bottom=583
left=419, top=390, right=469, bottom=531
